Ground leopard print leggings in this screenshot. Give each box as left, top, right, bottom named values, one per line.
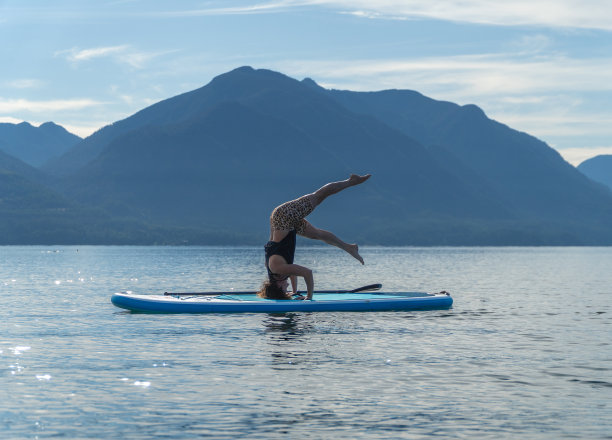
left=270, top=195, right=315, bottom=235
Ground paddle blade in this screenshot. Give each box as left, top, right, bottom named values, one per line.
left=350, top=283, right=382, bottom=293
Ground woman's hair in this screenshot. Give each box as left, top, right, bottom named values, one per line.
left=257, top=280, right=292, bottom=300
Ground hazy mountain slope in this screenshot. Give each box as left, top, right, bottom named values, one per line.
left=578, top=155, right=612, bottom=191
left=41, top=67, right=612, bottom=244
left=0, top=146, right=237, bottom=244
left=0, top=121, right=81, bottom=167
left=0, top=148, right=49, bottom=185
left=44, top=66, right=329, bottom=176
left=327, top=87, right=612, bottom=225
left=62, top=95, right=511, bottom=242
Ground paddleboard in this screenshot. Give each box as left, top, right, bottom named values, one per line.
left=111, top=291, right=453, bottom=314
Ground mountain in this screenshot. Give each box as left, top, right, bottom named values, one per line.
left=0, top=148, right=49, bottom=185
left=48, top=66, right=612, bottom=245
left=324, top=87, right=612, bottom=226
left=0, top=144, right=241, bottom=244
left=578, top=155, right=612, bottom=191
left=45, top=67, right=334, bottom=176
left=0, top=163, right=102, bottom=244
left=0, top=121, right=81, bottom=167
left=55, top=67, right=521, bottom=243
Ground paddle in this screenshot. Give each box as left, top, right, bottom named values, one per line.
left=164, top=283, right=382, bottom=296
left=342, top=283, right=382, bottom=293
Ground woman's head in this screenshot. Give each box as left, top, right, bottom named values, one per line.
left=257, top=279, right=291, bottom=299
left=274, top=276, right=289, bottom=292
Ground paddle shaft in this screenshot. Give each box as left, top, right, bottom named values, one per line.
left=164, top=283, right=382, bottom=296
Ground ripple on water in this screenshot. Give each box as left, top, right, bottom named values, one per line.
left=0, top=246, right=611, bottom=439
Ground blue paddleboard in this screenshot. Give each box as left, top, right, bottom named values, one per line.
left=111, top=291, right=453, bottom=314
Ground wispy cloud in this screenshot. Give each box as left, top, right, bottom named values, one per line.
left=0, top=116, right=26, bottom=124
left=6, top=79, right=44, bottom=89
left=0, top=98, right=102, bottom=113
left=60, top=122, right=108, bottom=138
left=0, top=117, right=91, bottom=137
left=277, top=53, right=612, bottom=96
left=153, top=1, right=612, bottom=31
left=62, top=45, right=130, bottom=62
left=57, top=45, right=174, bottom=69
left=118, top=49, right=179, bottom=69
left=558, top=146, right=612, bottom=166
left=6, top=1, right=612, bottom=31
left=148, top=1, right=299, bottom=17
left=322, top=0, right=612, bottom=31
left=492, top=112, right=612, bottom=135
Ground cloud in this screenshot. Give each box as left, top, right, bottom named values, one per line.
left=118, top=49, right=179, bottom=69
left=8, top=1, right=612, bottom=31
left=64, top=45, right=129, bottom=62
left=145, top=0, right=612, bottom=30
left=7, top=79, right=44, bottom=89
left=57, top=45, right=173, bottom=69
left=276, top=53, right=612, bottom=97
left=0, top=116, right=26, bottom=124
left=155, top=0, right=612, bottom=30
left=320, top=0, right=612, bottom=31
left=0, top=98, right=102, bottom=113
left=60, top=122, right=106, bottom=138
left=509, top=34, right=553, bottom=55
left=0, top=117, right=95, bottom=137
left=498, top=96, right=548, bottom=105
left=148, top=1, right=298, bottom=17
left=558, top=146, right=612, bottom=166
left=490, top=112, right=612, bottom=137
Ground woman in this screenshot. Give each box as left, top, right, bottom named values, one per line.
left=259, top=174, right=371, bottom=300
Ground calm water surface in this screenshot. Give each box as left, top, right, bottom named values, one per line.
left=1, top=246, right=610, bottom=439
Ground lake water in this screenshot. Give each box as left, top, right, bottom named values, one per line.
left=1, top=246, right=610, bottom=439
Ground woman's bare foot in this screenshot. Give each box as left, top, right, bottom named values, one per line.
left=346, top=243, right=364, bottom=265
left=348, top=174, right=371, bottom=186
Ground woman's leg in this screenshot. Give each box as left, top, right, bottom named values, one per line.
left=302, top=221, right=364, bottom=264
left=270, top=173, right=371, bottom=243
left=309, top=174, right=371, bottom=208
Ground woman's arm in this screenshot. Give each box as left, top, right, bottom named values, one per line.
left=289, top=265, right=313, bottom=299
left=268, top=256, right=314, bottom=299
left=290, top=275, right=298, bottom=294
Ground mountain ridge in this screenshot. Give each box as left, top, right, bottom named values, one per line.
left=56, top=70, right=520, bottom=237
left=578, top=155, right=612, bottom=192
left=0, top=121, right=81, bottom=167
left=325, top=86, right=611, bottom=224
left=5, top=66, right=612, bottom=244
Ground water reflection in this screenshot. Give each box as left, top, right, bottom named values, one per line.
left=262, top=314, right=313, bottom=339
left=262, top=314, right=319, bottom=368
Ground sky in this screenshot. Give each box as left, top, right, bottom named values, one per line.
left=1, top=0, right=611, bottom=166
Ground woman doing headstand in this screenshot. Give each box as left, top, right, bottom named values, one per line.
left=259, top=174, right=371, bottom=300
